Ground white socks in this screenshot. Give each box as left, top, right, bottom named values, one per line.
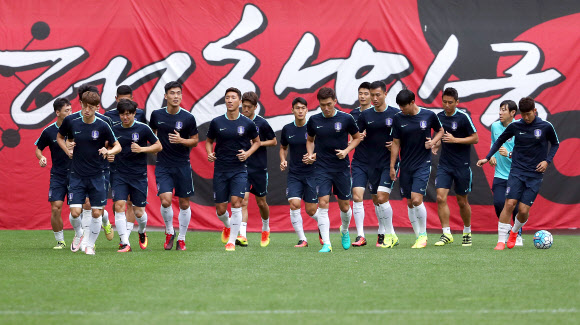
left=379, top=202, right=395, bottom=235
left=443, top=227, right=451, bottom=234
left=54, top=230, right=64, bottom=242
left=290, top=209, right=306, bottom=241
left=137, top=212, right=147, bottom=233
left=317, top=208, right=330, bottom=245
left=70, top=213, right=83, bottom=237
left=228, top=208, right=242, bottom=244
left=88, top=216, right=102, bottom=248
left=310, top=209, right=319, bottom=222
left=178, top=208, right=191, bottom=241
left=353, top=201, right=365, bottom=238
left=512, top=218, right=526, bottom=233
left=340, top=208, right=352, bottom=233
left=160, top=205, right=174, bottom=235
left=102, top=209, right=109, bottom=227
left=217, top=211, right=230, bottom=228
left=463, top=226, right=471, bottom=234
left=498, top=222, right=511, bottom=243
left=115, top=212, right=128, bottom=245
left=415, top=203, right=427, bottom=236
left=376, top=205, right=385, bottom=235
left=408, top=206, right=419, bottom=237
left=81, top=209, right=91, bottom=244
left=239, top=222, right=247, bottom=237
left=262, top=218, right=270, bottom=232
left=126, top=222, right=134, bottom=240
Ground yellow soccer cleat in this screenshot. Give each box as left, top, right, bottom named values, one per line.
left=260, top=231, right=270, bottom=247
left=434, top=233, right=454, bottom=246
left=412, top=235, right=428, bottom=248
left=102, top=221, right=114, bottom=241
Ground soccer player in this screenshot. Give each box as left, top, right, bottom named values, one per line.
left=149, top=81, right=199, bottom=251
left=305, top=87, right=361, bottom=253
left=477, top=97, right=559, bottom=250
left=105, top=85, right=147, bottom=247
left=432, top=87, right=478, bottom=247
left=390, top=89, right=443, bottom=248
left=488, top=100, right=523, bottom=245
left=280, top=97, right=319, bottom=247
left=206, top=87, right=260, bottom=252
left=110, top=99, right=162, bottom=252
left=357, top=81, right=401, bottom=248
left=35, top=98, right=72, bottom=249
left=56, top=91, right=121, bottom=255
left=349, top=82, right=373, bottom=247
left=237, top=91, right=277, bottom=247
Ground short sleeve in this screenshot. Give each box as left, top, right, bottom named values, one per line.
left=431, top=112, right=442, bottom=132
left=391, top=115, right=400, bottom=139
left=306, top=118, right=316, bottom=137
left=145, top=125, right=159, bottom=144
left=149, top=111, right=158, bottom=131
left=187, top=114, right=199, bottom=137
left=206, top=119, right=217, bottom=140
left=103, top=123, right=117, bottom=144
left=357, top=112, right=367, bottom=132
left=247, top=121, right=259, bottom=139
left=463, top=114, right=477, bottom=135
left=262, top=120, right=276, bottom=140
left=280, top=126, right=288, bottom=147
left=347, top=114, right=359, bottom=135
left=137, top=109, right=147, bottom=123
left=59, top=117, right=71, bottom=138
left=35, top=130, right=49, bottom=150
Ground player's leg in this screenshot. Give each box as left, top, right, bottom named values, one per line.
left=454, top=166, right=473, bottom=246
left=409, top=166, right=430, bottom=248
left=68, top=175, right=87, bottom=252
left=156, top=166, right=176, bottom=250
left=84, top=175, right=109, bottom=255
left=316, top=171, right=333, bottom=252
left=173, top=165, right=194, bottom=251
left=130, top=178, right=149, bottom=250
left=80, top=198, right=92, bottom=251
left=435, top=166, right=453, bottom=246
left=224, top=170, right=248, bottom=251
left=50, top=201, right=65, bottom=248
left=507, top=176, right=541, bottom=248
left=101, top=169, right=113, bottom=241
left=125, top=200, right=136, bottom=247
left=239, top=192, right=250, bottom=245
left=399, top=168, right=418, bottom=243
left=351, top=163, right=368, bottom=246
left=114, top=200, right=131, bottom=252
left=334, top=170, right=353, bottom=250
left=213, top=171, right=231, bottom=244
left=133, top=205, right=147, bottom=249
left=491, top=177, right=506, bottom=218
left=500, top=174, right=526, bottom=249
left=251, top=170, right=270, bottom=247
left=376, top=168, right=397, bottom=248
left=287, top=173, right=307, bottom=246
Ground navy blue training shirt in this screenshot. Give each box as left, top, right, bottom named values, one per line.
left=306, top=110, right=359, bottom=172
left=112, top=121, right=158, bottom=177
left=149, top=107, right=198, bottom=167
left=350, top=106, right=373, bottom=164
left=246, top=114, right=276, bottom=172
left=391, top=108, right=442, bottom=170
left=105, top=108, right=147, bottom=126
left=357, top=106, right=400, bottom=168
left=35, top=122, right=71, bottom=176
left=437, top=109, right=477, bottom=168
left=486, top=116, right=559, bottom=178
left=207, top=113, right=259, bottom=172
left=58, top=115, right=117, bottom=178
left=280, top=121, right=314, bottom=174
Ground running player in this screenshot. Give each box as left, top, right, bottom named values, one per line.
left=349, top=82, right=374, bottom=247
left=357, top=81, right=401, bottom=248
left=105, top=85, right=146, bottom=248
left=305, top=87, right=361, bottom=253
left=237, top=91, right=277, bottom=247
left=149, top=81, right=199, bottom=251
left=280, top=97, right=319, bottom=247
left=110, top=99, right=162, bottom=252
left=56, top=91, right=121, bottom=255
left=390, top=89, right=444, bottom=248
left=206, top=87, right=260, bottom=252
left=488, top=100, right=523, bottom=246
left=477, top=97, right=559, bottom=250
left=35, top=98, right=72, bottom=249
left=432, top=87, right=478, bottom=247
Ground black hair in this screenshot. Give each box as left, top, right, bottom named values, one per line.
left=117, top=85, right=133, bottom=96
left=225, top=87, right=242, bottom=99
left=117, top=99, right=138, bottom=115
left=369, top=81, right=386, bottom=92
left=358, top=82, right=371, bottom=91
left=442, top=87, right=459, bottom=101
left=500, top=100, right=518, bottom=113
left=317, top=87, right=336, bottom=101
left=53, top=98, right=71, bottom=113
left=395, top=89, right=415, bottom=106
left=242, top=91, right=258, bottom=106
left=164, top=81, right=182, bottom=94
left=78, top=83, right=99, bottom=102
left=518, top=97, right=535, bottom=113
left=292, top=97, right=307, bottom=107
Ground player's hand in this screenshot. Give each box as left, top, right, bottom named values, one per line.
left=385, top=141, right=392, bottom=150
left=390, top=167, right=397, bottom=181
left=66, top=141, right=76, bottom=151
left=476, top=158, right=488, bottom=167
left=302, top=153, right=316, bottom=165
left=280, top=160, right=287, bottom=171
left=425, top=137, right=433, bottom=149
left=536, top=161, right=548, bottom=173
left=207, top=152, right=216, bottom=162
left=335, top=149, right=348, bottom=159
left=489, top=157, right=497, bottom=166
left=131, top=142, right=143, bottom=153
left=442, top=131, right=456, bottom=143
left=107, top=153, right=115, bottom=162
left=168, top=130, right=183, bottom=144
left=98, top=147, right=109, bottom=159
left=237, top=149, right=249, bottom=162
left=359, top=130, right=366, bottom=141
left=39, top=156, right=47, bottom=167
left=499, top=146, right=509, bottom=157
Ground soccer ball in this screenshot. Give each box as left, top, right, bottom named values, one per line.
left=533, top=230, right=553, bottom=249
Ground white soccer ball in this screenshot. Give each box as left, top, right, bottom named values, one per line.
left=533, top=230, right=553, bottom=249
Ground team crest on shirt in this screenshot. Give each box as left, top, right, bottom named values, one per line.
left=175, top=121, right=183, bottom=130
left=256, top=126, right=259, bottom=133
left=91, top=130, right=99, bottom=139
left=305, top=132, right=308, bottom=140
left=420, top=120, right=427, bottom=129
left=506, top=187, right=511, bottom=195
left=132, top=132, right=139, bottom=141
left=451, top=122, right=458, bottom=130
left=69, top=193, right=73, bottom=200
left=237, top=126, right=245, bottom=135
left=334, top=122, right=342, bottom=131
left=534, top=129, right=542, bottom=138
left=386, top=118, right=393, bottom=126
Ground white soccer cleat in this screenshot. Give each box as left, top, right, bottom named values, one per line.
left=515, top=235, right=523, bottom=247
left=85, top=246, right=95, bottom=255
left=71, top=231, right=84, bottom=252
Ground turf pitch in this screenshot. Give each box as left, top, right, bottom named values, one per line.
left=0, top=230, right=578, bottom=324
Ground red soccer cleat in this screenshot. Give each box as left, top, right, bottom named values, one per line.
left=117, top=244, right=132, bottom=253
left=506, top=230, right=519, bottom=249
left=225, top=242, right=235, bottom=251
left=176, top=239, right=186, bottom=251
left=294, top=240, right=308, bottom=248
left=221, top=227, right=230, bottom=244
left=164, top=233, right=175, bottom=250
left=352, top=236, right=367, bottom=247
left=494, top=242, right=506, bottom=250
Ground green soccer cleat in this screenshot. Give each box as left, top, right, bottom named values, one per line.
left=462, top=233, right=472, bottom=246
left=319, top=244, right=332, bottom=253
left=53, top=241, right=66, bottom=250
left=340, top=231, right=351, bottom=250
left=434, top=233, right=454, bottom=246
left=102, top=221, right=114, bottom=241
left=380, top=234, right=399, bottom=248
left=412, top=235, right=428, bottom=248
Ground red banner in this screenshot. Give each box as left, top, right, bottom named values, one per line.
left=1, top=1, right=579, bottom=231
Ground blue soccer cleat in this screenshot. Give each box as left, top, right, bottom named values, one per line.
left=319, top=244, right=332, bottom=253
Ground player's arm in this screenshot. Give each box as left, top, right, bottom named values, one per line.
left=427, top=127, right=444, bottom=149
left=237, top=136, right=261, bottom=161
left=279, top=145, right=288, bottom=171
left=169, top=131, right=199, bottom=147
left=336, top=132, right=361, bottom=159
left=537, top=124, right=560, bottom=173
left=132, top=140, right=162, bottom=154
left=205, top=137, right=216, bottom=162
left=442, top=131, right=479, bottom=145
left=261, top=123, right=277, bottom=147
left=390, top=138, right=400, bottom=181
left=35, top=148, right=47, bottom=167
left=56, top=133, right=73, bottom=159
left=477, top=125, right=514, bottom=166
left=261, top=137, right=277, bottom=147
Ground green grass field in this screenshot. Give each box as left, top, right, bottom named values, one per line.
left=0, top=230, right=578, bottom=324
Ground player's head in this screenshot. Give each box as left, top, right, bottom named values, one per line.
left=117, top=99, right=138, bottom=126
left=370, top=81, right=387, bottom=108
left=358, top=82, right=371, bottom=108
left=53, top=98, right=72, bottom=120
left=442, top=87, right=459, bottom=114
left=241, top=91, right=259, bottom=119
left=116, top=85, right=133, bottom=102
left=78, top=84, right=99, bottom=103
left=81, top=91, right=100, bottom=119
left=317, top=87, right=337, bottom=117
left=396, top=89, right=416, bottom=114
left=499, top=99, right=517, bottom=123
left=518, top=96, right=537, bottom=124
left=225, top=87, right=242, bottom=113
left=291, top=97, right=308, bottom=121
left=164, top=81, right=182, bottom=109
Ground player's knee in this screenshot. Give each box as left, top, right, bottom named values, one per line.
left=114, top=201, right=125, bottom=213
left=241, top=198, right=249, bottom=207
left=436, top=194, right=447, bottom=205
left=457, top=197, right=469, bottom=209
left=51, top=205, right=62, bottom=214
left=411, top=198, right=423, bottom=207
left=305, top=206, right=317, bottom=216
left=216, top=206, right=227, bottom=216
left=91, top=210, right=102, bottom=218
left=179, top=201, right=190, bottom=210
left=256, top=199, right=268, bottom=209
left=160, top=199, right=171, bottom=208
left=134, top=210, right=144, bottom=218
left=289, top=200, right=301, bottom=210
